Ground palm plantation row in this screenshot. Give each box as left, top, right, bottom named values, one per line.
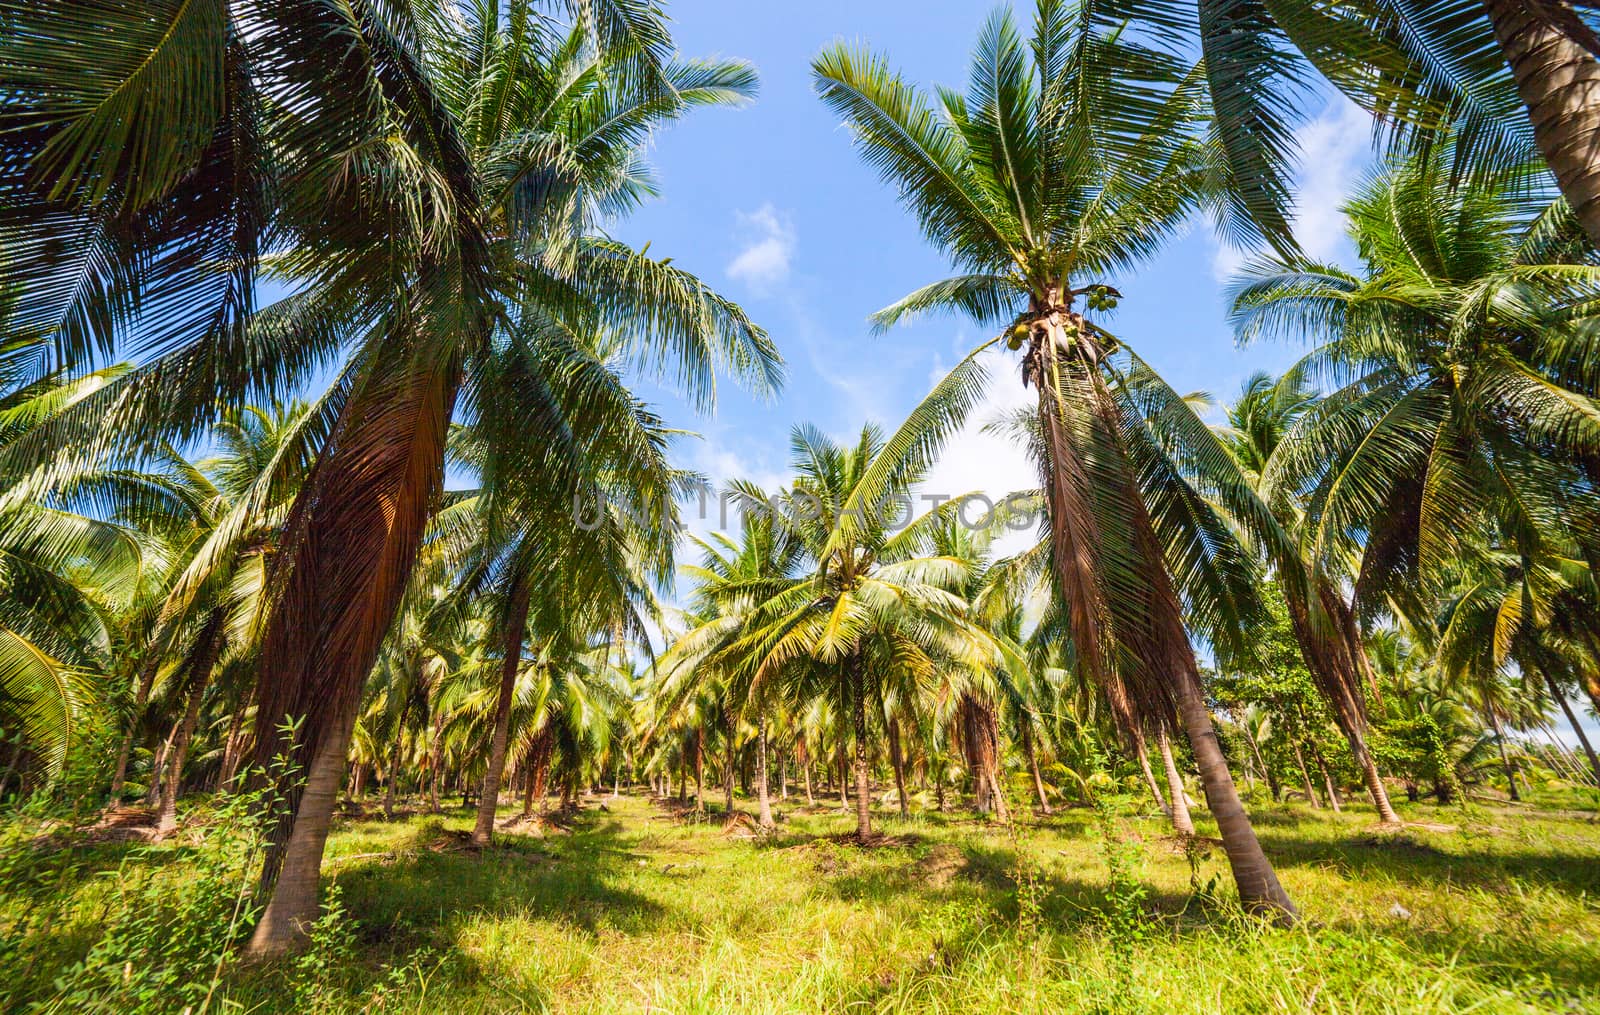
left=2, top=0, right=1599, bottom=972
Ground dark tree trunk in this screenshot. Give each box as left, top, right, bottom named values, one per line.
left=109, top=649, right=163, bottom=802
left=473, top=581, right=531, bottom=847
left=694, top=726, right=706, bottom=813
left=156, top=663, right=210, bottom=837
left=1482, top=0, right=1600, bottom=247
left=246, top=359, right=460, bottom=959
left=886, top=711, right=909, bottom=817
left=1027, top=325, right=1294, bottom=922
left=1488, top=710, right=1521, bottom=802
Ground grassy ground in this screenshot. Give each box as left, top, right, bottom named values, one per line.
left=5, top=788, right=1600, bottom=1013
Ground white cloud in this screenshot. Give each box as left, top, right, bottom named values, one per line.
left=912, top=346, right=1040, bottom=558
left=1212, top=96, right=1373, bottom=281
left=726, top=203, right=796, bottom=291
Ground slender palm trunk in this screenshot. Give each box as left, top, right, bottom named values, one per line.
left=723, top=709, right=736, bottom=814
left=694, top=727, right=706, bottom=813
left=427, top=709, right=445, bottom=814
left=1157, top=725, right=1195, bottom=836
left=156, top=668, right=209, bottom=837
left=1488, top=710, right=1521, bottom=802
left=1482, top=0, right=1600, bottom=247
left=383, top=734, right=403, bottom=821
left=800, top=737, right=815, bottom=806
left=849, top=657, right=872, bottom=839
left=110, top=650, right=163, bottom=803
left=473, top=582, right=531, bottom=846
left=1244, top=724, right=1281, bottom=802
left=219, top=703, right=247, bottom=792
left=1134, top=728, right=1169, bottom=816
left=1547, top=673, right=1600, bottom=786
left=837, top=736, right=849, bottom=809
left=1308, top=738, right=1341, bottom=813
left=1291, top=738, right=1322, bottom=808
left=886, top=713, right=909, bottom=817
left=757, top=718, right=774, bottom=829
left=1022, top=721, right=1051, bottom=815
left=779, top=747, right=788, bottom=800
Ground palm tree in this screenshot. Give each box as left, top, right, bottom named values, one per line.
left=719, top=424, right=1004, bottom=841
left=1217, top=373, right=1401, bottom=822
left=1232, top=152, right=1600, bottom=674
left=1099, top=2, right=1600, bottom=248
left=815, top=1, right=1295, bottom=918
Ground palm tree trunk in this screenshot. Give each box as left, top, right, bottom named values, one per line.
left=984, top=706, right=1009, bottom=823
left=1482, top=0, right=1600, bottom=247
left=1292, top=738, right=1322, bottom=808
left=219, top=703, right=247, bottom=792
left=1243, top=724, right=1281, bottom=802
left=1134, top=728, right=1169, bottom=816
left=1547, top=673, right=1600, bottom=786
left=837, top=736, right=849, bottom=809
left=247, top=360, right=459, bottom=958
left=247, top=697, right=356, bottom=958
left=694, top=726, right=706, bottom=813
left=850, top=656, right=872, bottom=839
left=757, top=717, right=774, bottom=829
left=1157, top=725, right=1195, bottom=836
left=473, top=581, right=531, bottom=846
left=383, top=735, right=403, bottom=821
left=801, top=737, right=815, bottom=806
left=779, top=746, right=788, bottom=800
left=156, top=667, right=209, bottom=837
left=1022, top=721, right=1051, bottom=815
left=723, top=709, right=736, bottom=814
left=1308, top=737, right=1341, bottom=813
left=886, top=713, right=909, bottom=817
left=1488, top=709, right=1521, bottom=802
left=109, top=650, right=163, bottom=802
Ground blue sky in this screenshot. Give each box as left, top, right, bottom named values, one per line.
left=611, top=1, right=1375, bottom=542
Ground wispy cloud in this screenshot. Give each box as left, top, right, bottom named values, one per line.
left=1212, top=96, right=1374, bottom=282
left=726, top=203, right=796, bottom=291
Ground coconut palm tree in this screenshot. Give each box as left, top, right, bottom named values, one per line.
left=1232, top=152, right=1600, bottom=652
left=710, top=422, right=1006, bottom=841
left=4, top=0, right=780, bottom=954
left=1104, top=2, right=1600, bottom=248
left=815, top=1, right=1295, bottom=917
left=1217, top=373, right=1401, bottom=822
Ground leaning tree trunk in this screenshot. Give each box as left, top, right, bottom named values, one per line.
left=849, top=656, right=873, bottom=839
left=756, top=717, right=774, bottom=829
left=1482, top=0, right=1600, bottom=247
left=1487, top=709, right=1521, bottom=802
left=1283, top=576, right=1400, bottom=822
left=1157, top=725, right=1195, bottom=837
left=1026, top=319, right=1295, bottom=922
left=1135, top=729, right=1169, bottom=816
left=1021, top=720, right=1052, bottom=815
left=246, top=357, right=459, bottom=959
left=156, top=664, right=211, bottom=837
left=247, top=697, right=357, bottom=958
left=473, top=581, right=532, bottom=846
left=109, top=648, right=164, bottom=802
left=1547, top=672, right=1600, bottom=786
left=1291, top=737, right=1322, bottom=809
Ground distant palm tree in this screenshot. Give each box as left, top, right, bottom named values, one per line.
left=712, top=423, right=1004, bottom=840
left=815, top=1, right=1295, bottom=917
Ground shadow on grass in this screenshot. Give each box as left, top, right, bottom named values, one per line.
left=333, top=808, right=667, bottom=950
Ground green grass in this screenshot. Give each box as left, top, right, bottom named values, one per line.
left=5, top=789, right=1600, bottom=1013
